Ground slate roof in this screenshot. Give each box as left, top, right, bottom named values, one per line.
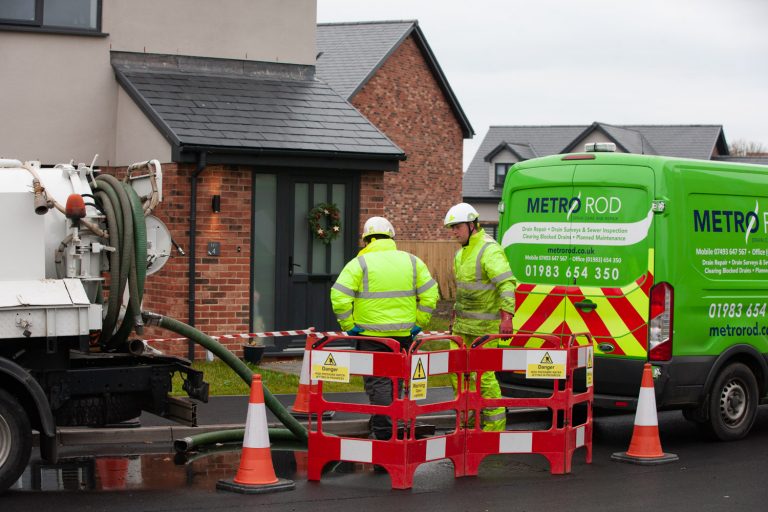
left=316, top=20, right=474, bottom=138
left=715, top=155, right=768, bottom=165
left=112, top=52, right=404, bottom=166
left=484, top=142, right=538, bottom=162
left=464, top=123, right=728, bottom=199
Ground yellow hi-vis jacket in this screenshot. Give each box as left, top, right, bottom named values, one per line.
left=330, top=238, right=439, bottom=337
left=453, top=229, right=516, bottom=336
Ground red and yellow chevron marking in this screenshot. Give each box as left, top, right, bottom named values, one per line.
left=514, top=250, right=654, bottom=358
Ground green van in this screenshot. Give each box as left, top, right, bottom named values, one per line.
left=498, top=148, right=768, bottom=440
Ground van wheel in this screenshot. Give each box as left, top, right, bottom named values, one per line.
left=0, top=389, right=32, bottom=493
left=704, top=363, right=758, bottom=441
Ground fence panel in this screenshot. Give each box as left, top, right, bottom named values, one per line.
left=397, top=240, right=457, bottom=300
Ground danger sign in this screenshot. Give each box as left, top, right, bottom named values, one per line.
left=311, top=350, right=350, bottom=382
left=409, top=354, right=428, bottom=400
left=526, top=350, right=566, bottom=379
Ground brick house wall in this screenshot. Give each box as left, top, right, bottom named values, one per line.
left=352, top=35, right=464, bottom=241
left=109, top=163, right=254, bottom=359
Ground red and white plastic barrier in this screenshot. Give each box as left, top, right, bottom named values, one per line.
left=306, top=334, right=468, bottom=489
left=464, top=333, right=594, bottom=475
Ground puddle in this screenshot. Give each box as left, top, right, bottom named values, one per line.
left=10, top=444, right=393, bottom=492
left=11, top=445, right=312, bottom=492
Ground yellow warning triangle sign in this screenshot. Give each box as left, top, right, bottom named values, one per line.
left=324, top=353, right=337, bottom=366
left=412, top=358, right=426, bottom=379
left=540, top=352, right=554, bottom=364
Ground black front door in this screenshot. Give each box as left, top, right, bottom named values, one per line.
left=274, top=173, right=358, bottom=350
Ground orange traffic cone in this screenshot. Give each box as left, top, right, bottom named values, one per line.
left=290, top=334, right=334, bottom=419
left=217, top=374, right=296, bottom=493
left=611, top=363, right=678, bottom=465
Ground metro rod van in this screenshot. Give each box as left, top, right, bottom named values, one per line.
left=497, top=145, right=768, bottom=440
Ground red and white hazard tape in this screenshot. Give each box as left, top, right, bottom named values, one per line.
left=142, top=328, right=450, bottom=344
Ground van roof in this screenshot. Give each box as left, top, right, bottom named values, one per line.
left=513, top=152, right=768, bottom=174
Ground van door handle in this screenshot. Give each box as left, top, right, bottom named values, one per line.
left=288, top=256, right=301, bottom=277
left=575, top=299, right=597, bottom=312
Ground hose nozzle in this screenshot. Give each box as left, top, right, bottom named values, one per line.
left=32, top=179, right=49, bottom=215
left=141, top=311, right=163, bottom=327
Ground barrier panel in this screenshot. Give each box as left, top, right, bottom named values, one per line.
left=464, top=333, right=594, bottom=475
left=306, top=335, right=468, bottom=489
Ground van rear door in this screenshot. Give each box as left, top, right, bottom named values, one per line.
left=500, top=158, right=655, bottom=401
left=565, top=163, right=655, bottom=396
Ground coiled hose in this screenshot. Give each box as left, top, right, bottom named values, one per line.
left=143, top=312, right=308, bottom=444
left=93, top=174, right=147, bottom=350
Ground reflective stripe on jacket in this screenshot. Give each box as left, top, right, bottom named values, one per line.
left=453, top=229, right=516, bottom=336
left=330, top=238, right=438, bottom=336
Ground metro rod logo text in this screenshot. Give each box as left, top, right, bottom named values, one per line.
left=692, top=202, right=767, bottom=243
left=527, top=194, right=622, bottom=216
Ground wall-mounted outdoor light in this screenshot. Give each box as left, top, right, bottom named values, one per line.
left=211, top=194, right=221, bottom=213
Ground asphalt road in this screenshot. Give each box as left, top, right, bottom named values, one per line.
left=5, top=405, right=768, bottom=511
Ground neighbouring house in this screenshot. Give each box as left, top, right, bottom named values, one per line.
left=315, top=21, right=473, bottom=302
left=463, top=122, right=738, bottom=236
left=316, top=20, right=473, bottom=241
left=1, top=1, right=445, bottom=357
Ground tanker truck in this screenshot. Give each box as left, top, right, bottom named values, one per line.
left=0, top=157, right=208, bottom=492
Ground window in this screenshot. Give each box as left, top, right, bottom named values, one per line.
left=0, top=0, right=100, bottom=32
left=495, top=163, right=511, bottom=188
left=480, top=222, right=498, bottom=240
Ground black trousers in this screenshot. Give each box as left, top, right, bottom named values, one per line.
left=356, top=335, right=413, bottom=440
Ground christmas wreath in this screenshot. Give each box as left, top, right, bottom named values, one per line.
left=308, top=202, right=341, bottom=244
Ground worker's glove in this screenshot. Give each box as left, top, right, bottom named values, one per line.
left=346, top=325, right=363, bottom=336
left=499, top=310, right=514, bottom=335
left=449, top=310, right=456, bottom=333
left=410, top=325, right=422, bottom=337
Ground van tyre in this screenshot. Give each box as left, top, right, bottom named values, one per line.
left=0, top=389, right=32, bottom=493
left=704, top=363, right=758, bottom=441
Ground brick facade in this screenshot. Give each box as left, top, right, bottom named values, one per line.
left=136, top=163, right=254, bottom=359
left=352, top=35, right=464, bottom=241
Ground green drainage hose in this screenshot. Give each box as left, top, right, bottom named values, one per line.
left=143, top=312, right=308, bottom=444
left=174, top=427, right=298, bottom=453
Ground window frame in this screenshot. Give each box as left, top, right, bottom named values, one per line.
left=494, top=162, right=511, bottom=189
left=0, top=0, right=103, bottom=35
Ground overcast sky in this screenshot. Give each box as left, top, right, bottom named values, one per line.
left=317, top=0, right=768, bottom=168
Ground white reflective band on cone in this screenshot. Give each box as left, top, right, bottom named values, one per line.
left=243, top=403, right=270, bottom=448
left=499, top=432, right=533, bottom=453
left=299, top=350, right=311, bottom=385
left=340, top=439, right=372, bottom=462
left=426, top=437, right=446, bottom=461
left=634, top=387, right=659, bottom=426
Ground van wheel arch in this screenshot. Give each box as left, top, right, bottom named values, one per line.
left=700, top=345, right=767, bottom=403
left=682, top=347, right=766, bottom=429
left=0, top=359, right=57, bottom=458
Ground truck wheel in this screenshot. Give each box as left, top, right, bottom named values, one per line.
left=704, top=363, right=758, bottom=441
left=0, top=389, right=32, bottom=493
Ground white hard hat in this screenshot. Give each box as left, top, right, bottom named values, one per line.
left=444, top=203, right=479, bottom=227
left=362, top=216, right=395, bottom=239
